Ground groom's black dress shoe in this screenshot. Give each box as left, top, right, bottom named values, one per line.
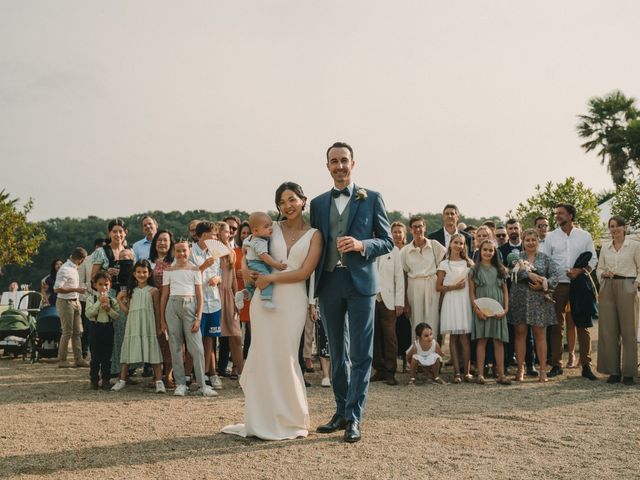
left=316, top=414, right=347, bottom=433
left=344, top=421, right=361, bottom=443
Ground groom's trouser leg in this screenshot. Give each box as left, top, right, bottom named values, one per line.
left=320, top=272, right=348, bottom=418
left=346, top=293, right=375, bottom=422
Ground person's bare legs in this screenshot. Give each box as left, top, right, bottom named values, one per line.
left=476, top=338, right=488, bottom=383
left=460, top=334, right=471, bottom=377
left=449, top=334, right=461, bottom=381
left=152, top=363, right=163, bottom=382
left=494, top=339, right=506, bottom=379
left=533, top=326, right=548, bottom=382
left=203, top=336, right=214, bottom=376
left=229, top=336, right=244, bottom=375
left=514, top=324, right=527, bottom=380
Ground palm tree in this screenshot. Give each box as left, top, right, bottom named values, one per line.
left=577, top=90, right=639, bottom=186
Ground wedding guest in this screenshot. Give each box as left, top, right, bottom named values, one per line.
left=234, top=221, right=252, bottom=359
left=110, top=249, right=135, bottom=377
left=79, top=238, right=106, bottom=359
left=112, top=260, right=165, bottom=393
left=428, top=204, right=473, bottom=254
left=54, top=247, right=89, bottom=368
left=483, top=220, right=497, bottom=238
left=85, top=271, right=119, bottom=390
left=542, top=203, right=598, bottom=380
left=132, top=216, right=158, bottom=261
left=8, top=281, right=18, bottom=292
left=596, top=216, right=640, bottom=385
left=469, top=240, right=510, bottom=385
left=41, top=258, right=63, bottom=306
left=391, top=222, right=412, bottom=371
left=401, top=216, right=446, bottom=335
left=189, top=221, right=223, bottom=390
left=406, top=323, right=445, bottom=385
left=436, top=233, right=474, bottom=383
left=371, top=220, right=405, bottom=386
left=224, top=216, right=241, bottom=249
left=495, top=226, right=508, bottom=247
left=534, top=216, right=550, bottom=247
left=471, top=226, right=494, bottom=263
left=149, top=229, right=176, bottom=386
left=508, top=229, right=558, bottom=383
left=160, top=239, right=217, bottom=397
left=215, top=220, right=244, bottom=379
left=188, top=219, right=201, bottom=244
left=91, top=219, right=132, bottom=290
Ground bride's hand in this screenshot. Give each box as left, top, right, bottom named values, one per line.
left=309, top=305, right=319, bottom=322
left=241, top=266, right=258, bottom=286
left=255, top=274, right=273, bottom=291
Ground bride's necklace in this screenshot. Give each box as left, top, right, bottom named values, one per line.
left=280, top=222, right=306, bottom=243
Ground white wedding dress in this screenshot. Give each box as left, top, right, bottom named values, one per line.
left=222, top=223, right=315, bottom=440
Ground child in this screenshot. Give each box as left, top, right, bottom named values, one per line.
left=112, top=260, right=165, bottom=393
left=406, top=323, right=445, bottom=385
left=111, top=248, right=135, bottom=378
left=469, top=240, right=511, bottom=385
left=235, top=212, right=287, bottom=310
left=85, top=271, right=120, bottom=390
left=436, top=233, right=474, bottom=383
left=160, top=238, right=217, bottom=397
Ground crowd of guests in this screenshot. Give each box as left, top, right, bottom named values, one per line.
left=39, top=201, right=640, bottom=394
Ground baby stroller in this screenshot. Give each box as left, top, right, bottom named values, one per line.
left=0, top=308, right=36, bottom=360
left=32, top=304, right=62, bottom=362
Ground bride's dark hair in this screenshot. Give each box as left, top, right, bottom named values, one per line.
left=275, top=182, right=307, bottom=220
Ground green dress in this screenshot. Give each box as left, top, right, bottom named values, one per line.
left=471, top=265, right=509, bottom=342
left=120, top=285, right=162, bottom=364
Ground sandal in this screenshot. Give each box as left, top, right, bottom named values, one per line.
left=408, top=377, right=416, bottom=385
left=464, top=374, right=474, bottom=383
left=497, top=376, right=512, bottom=385
left=476, top=375, right=486, bottom=385
left=433, top=377, right=446, bottom=385
left=514, top=368, right=525, bottom=382
left=453, top=374, right=462, bottom=384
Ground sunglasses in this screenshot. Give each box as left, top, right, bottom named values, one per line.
left=536, top=224, right=549, bottom=228
left=496, top=233, right=507, bottom=238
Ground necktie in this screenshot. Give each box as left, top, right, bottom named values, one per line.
left=331, top=188, right=350, bottom=198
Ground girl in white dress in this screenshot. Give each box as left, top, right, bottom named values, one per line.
left=406, top=323, right=445, bottom=384
left=222, top=182, right=322, bottom=440
left=436, top=233, right=474, bottom=383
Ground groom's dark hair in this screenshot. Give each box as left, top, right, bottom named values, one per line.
left=326, top=141, right=353, bottom=160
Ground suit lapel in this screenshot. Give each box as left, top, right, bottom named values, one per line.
left=346, top=184, right=362, bottom=232
left=321, top=191, right=331, bottom=239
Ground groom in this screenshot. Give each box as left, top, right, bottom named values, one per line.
left=310, top=141, right=393, bottom=443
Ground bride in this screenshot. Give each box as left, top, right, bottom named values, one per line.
left=222, top=182, right=322, bottom=440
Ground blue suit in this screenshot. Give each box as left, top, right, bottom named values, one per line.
left=310, top=186, right=393, bottom=422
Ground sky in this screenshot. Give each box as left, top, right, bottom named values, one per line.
left=1, top=1, right=639, bottom=222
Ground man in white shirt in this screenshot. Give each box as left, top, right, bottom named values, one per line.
left=534, top=216, right=549, bottom=248
left=542, top=203, right=598, bottom=380
left=54, top=247, right=88, bottom=368
left=371, top=221, right=405, bottom=386
left=132, top=216, right=158, bottom=261
left=224, top=215, right=241, bottom=249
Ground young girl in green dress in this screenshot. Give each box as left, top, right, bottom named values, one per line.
left=469, top=240, right=511, bottom=385
left=112, top=260, right=165, bottom=393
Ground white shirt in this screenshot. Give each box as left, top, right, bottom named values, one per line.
left=54, top=259, right=81, bottom=300
left=443, top=228, right=458, bottom=249
left=162, top=266, right=202, bottom=296
left=333, top=183, right=354, bottom=215
left=400, top=239, right=447, bottom=279
left=189, top=243, right=221, bottom=313
left=376, top=246, right=404, bottom=310
left=78, top=250, right=98, bottom=301
left=596, top=237, right=640, bottom=282
left=541, top=226, right=597, bottom=283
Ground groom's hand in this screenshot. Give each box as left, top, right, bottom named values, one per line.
left=337, top=236, right=364, bottom=253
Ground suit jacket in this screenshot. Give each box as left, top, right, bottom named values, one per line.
left=428, top=228, right=473, bottom=256
left=375, top=246, right=404, bottom=310
left=310, top=186, right=393, bottom=296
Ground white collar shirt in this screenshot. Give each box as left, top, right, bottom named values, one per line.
left=189, top=242, right=221, bottom=313
left=596, top=237, right=640, bottom=282
left=541, top=227, right=597, bottom=283
left=53, top=259, right=80, bottom=300
left=333, top=183, right=354, bottom=215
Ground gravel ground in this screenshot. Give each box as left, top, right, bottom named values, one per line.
left=1, top=327, right=639, bottom=480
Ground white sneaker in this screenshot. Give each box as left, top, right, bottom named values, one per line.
left=155, top=380, right=166, bottom=393
left=200, top=386, right=218, bottom=397
left=321, top=377, right=331, bottom=388
left=111, top=379, right=126, bottom=392
left=211, top=375, right=223, bottom=390
left=174, top=384, right=188, bottom=396
left=263, top=300, right=276, bottom=309
left=234, top=290, right=246, bottom=310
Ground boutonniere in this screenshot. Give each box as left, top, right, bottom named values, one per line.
left=355, top=188, right=368, bottom=201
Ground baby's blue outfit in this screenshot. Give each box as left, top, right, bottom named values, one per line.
left=244, top=235, right=273, bottom=300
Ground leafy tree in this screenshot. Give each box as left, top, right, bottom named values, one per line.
left=0, top=189, right=46, bottom=276
left=577, top=90, right=640, bottom=186
left=511, top=177, right=603, bottom=240
left=610, top=178, right=640, bottom=229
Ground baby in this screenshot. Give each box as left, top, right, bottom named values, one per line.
left=235, top=212, right=287, bottom=310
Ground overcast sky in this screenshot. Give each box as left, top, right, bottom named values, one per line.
left=2, top=1, right=638, bottom=222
